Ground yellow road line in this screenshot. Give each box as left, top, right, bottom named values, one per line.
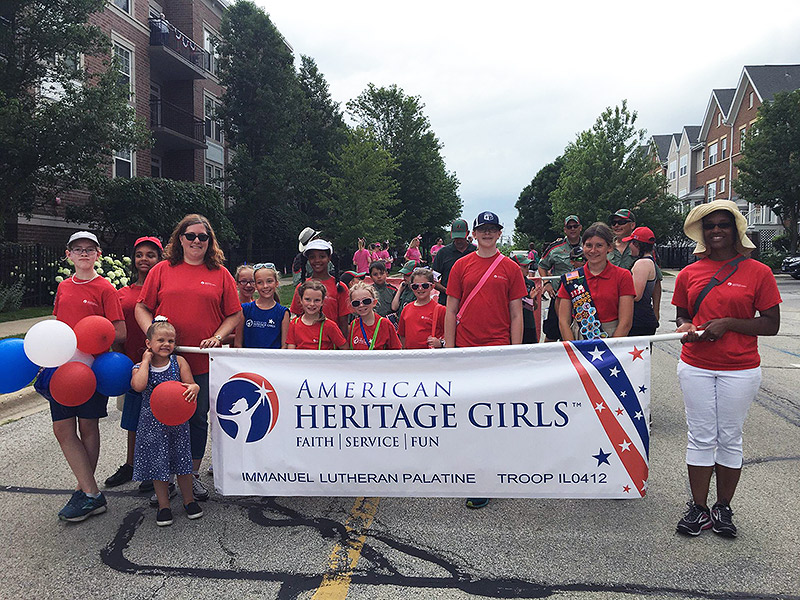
left=312, top=496, right=380, bottom=599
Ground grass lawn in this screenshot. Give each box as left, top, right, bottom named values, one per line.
left=0, top=306, right=53, bottom=323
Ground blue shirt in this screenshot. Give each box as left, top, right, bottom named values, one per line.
left=241, top=301, right=288, bottom=349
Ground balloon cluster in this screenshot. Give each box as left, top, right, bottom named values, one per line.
left=0, top=317, right=134, bottom=406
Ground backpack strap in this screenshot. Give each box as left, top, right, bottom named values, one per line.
left=691, top=255, right=747, bottom=317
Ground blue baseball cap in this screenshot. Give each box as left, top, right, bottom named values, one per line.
left=473, top=211, right=503, bottom=229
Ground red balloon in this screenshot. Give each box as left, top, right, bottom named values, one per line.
left=74, top=315, right=116, bottom=355
left=51, top=362, right=96, bottom=407
left=151, top=380, right=196, bottom=426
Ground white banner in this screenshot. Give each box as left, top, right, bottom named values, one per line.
left=209, top=339, right=651, bottom=499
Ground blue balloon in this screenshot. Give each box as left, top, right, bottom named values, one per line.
left=92, top=352, right=134, bottom=397
left=0, top=338, right=41, bottom=394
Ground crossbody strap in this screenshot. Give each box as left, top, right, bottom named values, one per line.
left=456, top=252, right=505, bottom=324
left=691, top=255, right=747, bottom=317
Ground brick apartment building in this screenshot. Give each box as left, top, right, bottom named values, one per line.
left=14, top=0, right=230, bottom=246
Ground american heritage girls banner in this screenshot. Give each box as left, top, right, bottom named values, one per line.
left=208, top=339, right=651, bottom=499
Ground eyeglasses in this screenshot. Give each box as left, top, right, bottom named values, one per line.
left=182, top=232, right=210, bottom=242
left=611, top=220, right=629, bottom=226
left=253, top=262, right=276, bottom=270
left=350, top=298, right=374, bottom=307
left=69, top=247, right=98, bottom=255
left=702, top=222, right=734, bottom=230
left=565, top=224, right=581, bottom=230
left=238, top=279, right=255, bottom=286
left=410, top=283, right=431, bottom=290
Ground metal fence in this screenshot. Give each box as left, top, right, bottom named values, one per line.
left=0, top=243, right=64, bottom=307
left=657, top=244, right=695, bottom=269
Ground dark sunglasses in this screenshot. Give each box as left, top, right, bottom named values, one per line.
left=702, top=222, right=734, bottom=230
left=410, top=283, right=432, bottom=290
left=611, top=220, right=629, bottom=226
left=565, top=224, right=581, bottom=230
left=351, top=298, right=374, bottom=307
left=182, top=232, right=210, bottom=242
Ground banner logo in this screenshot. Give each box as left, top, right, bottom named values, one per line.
left=216, top=372, right=279, bottom=443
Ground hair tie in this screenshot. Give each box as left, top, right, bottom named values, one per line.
left=153, top=315, right=169, bottom=323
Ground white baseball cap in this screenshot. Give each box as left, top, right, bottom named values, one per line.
left=302, top=239, right=333, bottom=255
left=68, top=231, right=100, bottom=246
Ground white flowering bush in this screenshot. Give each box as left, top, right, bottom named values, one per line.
left=56, top=253, right=133, bottom=290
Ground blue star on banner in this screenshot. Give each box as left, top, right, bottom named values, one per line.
left=592, top=448, right=611, bottom=466
left=639, top=385, right=648, bottom=394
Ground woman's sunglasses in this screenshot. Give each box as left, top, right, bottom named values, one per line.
left=410, top=283, right=431, bottom=290
left=253, top=262, right=277, bottom=270
left=351, top=298, right=374, bottom=307
left=702, top=222, right=734, bottom=230
left=182, top=232, right=210, bottom=242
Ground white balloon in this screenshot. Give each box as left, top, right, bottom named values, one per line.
left=23, top=320, right=77, bottom=367
left=70, top=348, right=95, bottom=367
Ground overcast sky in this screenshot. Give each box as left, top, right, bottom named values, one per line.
left=257, top=1, right=800, bottom=237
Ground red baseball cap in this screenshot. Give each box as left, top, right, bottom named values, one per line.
left=134, top=236, right=163, bottom=251
left=622, top=226, right=655, bottom=244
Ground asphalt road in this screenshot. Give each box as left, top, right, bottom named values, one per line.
left=0, top=276, right=798, bottom=600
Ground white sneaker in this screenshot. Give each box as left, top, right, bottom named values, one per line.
left=192, top=474, right=209, bottom=501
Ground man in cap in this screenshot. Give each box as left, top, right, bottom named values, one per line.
left=538, top=215, right=583, bottom=342
left=391, top=260, right=420, bottom=316
left=431, top=218, right=476, bottom=307
left=608, top=209, right=636, bottom=269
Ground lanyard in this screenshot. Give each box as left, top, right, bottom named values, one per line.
left=352, top=316, right=381, bottom=349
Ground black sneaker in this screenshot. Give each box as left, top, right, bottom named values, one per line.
left=138, top=480, right=154, bottom=493
left=156, top=508, right=173, bottom=527
left=104, top=463, right=133, bottom=488
left=184, top=501, right=204, bottom=520
left=676, top=501, right=712, bottom=536
left=711, top=502, right=737, bottom=538
left=149, top=483, right=177, bottom=507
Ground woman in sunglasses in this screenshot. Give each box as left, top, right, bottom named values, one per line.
left=672, top=200, right=781, bottom=538
left=136, top=214, right=242, bottom=502
left=398, top=268, right=446, bottom=349
left=347, top=281, right=401, bottom=350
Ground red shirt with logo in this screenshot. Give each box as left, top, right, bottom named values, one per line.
left=118, top=284, right=146, bottom=362
left=287, top=317, right=347, bottom=349
left=53, top=275, right=124, bottom=328
left=138, top=261, right=241, bottom=374
left=398, top=301, right=446, bottom=349
left=290, top=277, right=350, bottom=322
left=348, top=316, right=401, bottom=350
left=446, top=252, right=528, bottom=347
left=557, top=262, right=635, bottom=322
left=672, top=256, right=781, bottom=370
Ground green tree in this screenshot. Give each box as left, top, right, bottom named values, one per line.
left=0, top=0, right=150, bottom=240
left=515, top=156, right=564, bottom=248
left=549, top=100, right=681, bottom=242
left=65, top=178, right=236, bottom=246
left=735, top=89, right=800, bottom=253
left=319, top=128, right=398, bottom=255
left=217, top=1, right=309, bottom=258
left=347, top=84, right=461, bottom=245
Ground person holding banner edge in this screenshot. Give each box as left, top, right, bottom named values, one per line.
left=444, top=211, right=527, bottom=509
left=673, top=200, right=780, bottom=538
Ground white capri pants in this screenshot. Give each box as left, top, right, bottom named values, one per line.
left=677, top=360, right=762, bottom=469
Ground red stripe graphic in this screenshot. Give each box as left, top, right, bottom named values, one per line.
left=563, top=343, right=648, bottom=497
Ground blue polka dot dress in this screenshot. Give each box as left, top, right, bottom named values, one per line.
left=133, top=355, right=193, bottom=482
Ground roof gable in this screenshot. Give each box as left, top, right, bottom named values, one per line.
left=698, top=88, right=735, bottom=141
left=650, top=134, right=673, bottom=163
left=727, top=64, right=800, bottom=123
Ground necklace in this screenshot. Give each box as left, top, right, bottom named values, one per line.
left=71, top=274, right=99, bottom=285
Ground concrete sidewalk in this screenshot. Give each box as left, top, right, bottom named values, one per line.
left=0, top=314, right=53, bottom=339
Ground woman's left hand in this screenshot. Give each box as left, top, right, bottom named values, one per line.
left=698, top=318, right=731, bottom=342
left=199, top=336, right=222, bottom=349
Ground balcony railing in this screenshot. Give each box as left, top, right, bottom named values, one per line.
left=150, top=98, right=205, bottom=146
left=148, top=18, right=210, bottom=74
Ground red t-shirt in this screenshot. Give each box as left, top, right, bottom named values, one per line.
left=290, top=277, right=350, bottom=322
left=348, top=316, right=402, bottom=350
left=287, top=317, right=346, bottom=349
left=138, top=261, right=241, bottom=375
left=398, top=301, right=446, bottom=349
left=118, top=284, right=146, bottom=363
left=672, top=256, right=781, bottom=370
left=446, top=252, right=528, bottom=347
left=558, top=262, right=636, bottom=322
left=53, top=275, right=124, bottom=328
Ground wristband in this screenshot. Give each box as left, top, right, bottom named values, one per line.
left=214, top=334, right=222, bottom=341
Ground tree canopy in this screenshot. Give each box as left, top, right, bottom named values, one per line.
left=735, top=89, right=800, bottom=253
left=514, top=157, right=564, bottom=248
left=548, top=100, right=681, bottom=242
left=0, top=0, right=150, bottom=240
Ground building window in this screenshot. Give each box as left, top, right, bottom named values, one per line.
left=719, top=177, right=726, bottom=194
left=205, top=163, right=224, bottom=192
left=700, top=149, right=705, bottom=169
left=707, top=181, right=717, bottom=202
left=112, top=0, right=131, bottom=14
left=668, top=160, right=676, bottom=180
left=708, top=142, right=718, bottom=166
left=114, top=149, right=133, bottom=178
left=679, top=154, right=687, bottom=177
left=740, top=127, right=747, bottom=152
left=203, top=29, right=219, bottom=76
left=721, top=137, right=727, bottom=160
left=151, top=156, right=162, bottom=178
left=204, top=95, right=223, bottom=144
left=717, top=113, right=721, bottom=127
left=113, top=43, right=132, bottom=97
left=749, top=92, right=754, bottom=109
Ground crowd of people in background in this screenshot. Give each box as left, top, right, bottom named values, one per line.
left=40, top=201, right=780, bottom=537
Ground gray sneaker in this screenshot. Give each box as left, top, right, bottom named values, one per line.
left=149, top=482, right=177, bottom=507
left=192, top=474, right=209, bottom=501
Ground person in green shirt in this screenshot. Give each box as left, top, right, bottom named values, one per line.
left=431, top=218, right=476, bottom=307
left=539, top=215, right=583, bottom=341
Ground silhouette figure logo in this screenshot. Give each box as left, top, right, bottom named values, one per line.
left=216, top=372, right=279, bottom=443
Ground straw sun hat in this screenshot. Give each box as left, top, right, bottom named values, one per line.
left=683, top=199, right=756, bottom=257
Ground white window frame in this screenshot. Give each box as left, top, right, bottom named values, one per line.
left=113, top=149, right=135, bottom=178
left=204, top=93, right=224, bottom=144
left=700, top=149, right=705, bottom=170
left=707, top=181, right=717, bottom=202
left=721, top=137, right=727, bottom=160
left=708, top=142, right=718, bottom=166
left=679, top=154, right=688, bottom=177
left=719, top=176, right=726, bottom=194
left=205, top=162, right=224, bottom=192
left=668, top=160, right=676, bottom=180
left=740, top=127, right=747, bottom=152
left=111, top=35, right=135, bottom=102
left=716, top=113, right=721, bottom=127
left=203, top=27, right=220, bottom=76
left=749, top=92, right=754, bottom=109
left=111, top=0, right=132, bottom=15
